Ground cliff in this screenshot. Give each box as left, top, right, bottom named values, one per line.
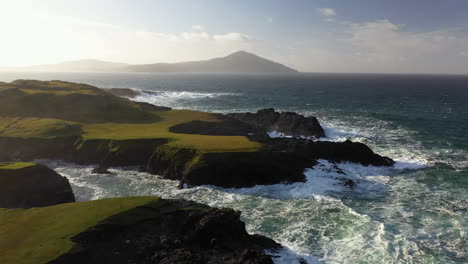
left=0, top=162, right=75, bottom=208
left=0, top=197, right=280, bottom=264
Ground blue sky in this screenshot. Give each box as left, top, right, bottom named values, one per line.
left=1, top=0, right=468, bottom=73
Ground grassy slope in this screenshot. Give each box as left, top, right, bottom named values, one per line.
left=0, top=162, right=35, bottom=170
left=0, top=197, right=158, bottom=264
left=82, top=110, right=261, bottom=152
left=0, top=80, right=261, bottom=152
left=0, top=80, right=160, bottom=124
left=0, top=117, right=83, bottom=138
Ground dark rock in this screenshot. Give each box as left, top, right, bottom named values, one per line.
left=91, top=166, right=112, bottom=174
left=227, top=108, right=326, bottom=138
left=49, top=199, right=280, bottom=264
left=0, top=163, right=75, bottom=208
left=103, top=88, right=141, bottom=98
left=72, top=138, right=169, bottom=167
left=148, top=145, right=316, bottom=188
left=335, top=177, right=357, bottom=189
left=261, top=138, right=394, bottom=166
left=135, top=101, right=172, bottom=112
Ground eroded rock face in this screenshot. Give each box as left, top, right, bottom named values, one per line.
left=0, top=163, right=75, bottom=208
left=227, top=108, right=326, bottom=138
left=49, top=199, right=281, bottom=264
left=261, top=138, right=395, bottom=166
left=148, top=147, right=316, bottom=188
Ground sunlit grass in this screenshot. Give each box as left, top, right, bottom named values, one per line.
left=0, top=197, right=159, bottom=264
left=0, top=117, right=83, bottom=138
left=82, top=109, right=262, bottom=152
left=0, top=162, right=35, bottom=170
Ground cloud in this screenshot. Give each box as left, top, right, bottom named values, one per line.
left=267, top=17, right=273, bottom=23
left=192, top=24, right=205, bottom=31
left=0, top=12, right=253, bottom=66
left=287, top=18, right=468, bottom=73
left=317, top=8, right=336, bottom=17
left=214, top=32, right=251, bottom=42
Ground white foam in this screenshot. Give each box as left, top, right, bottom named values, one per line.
left=130, top=90, right=240, bottom=106
left=39, top=159, right=450, bottom=264
left=320, top=124, right=369, bottom=142
left=267, top=131, right=293, bottom=138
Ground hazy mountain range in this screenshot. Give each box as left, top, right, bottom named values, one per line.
left=1, top=51, right=298, bottom=73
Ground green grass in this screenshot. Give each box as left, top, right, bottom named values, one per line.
left=0, top=80, right=262, bottom=152
left=0, top=162, right=35, bottom=170
left=0, top=117, right=83, bottom=138
left=0, top=80, right=161, bottom=124
left=0, top=196, right=159, bottom=264
left=82, top=109, right=262, bottom=152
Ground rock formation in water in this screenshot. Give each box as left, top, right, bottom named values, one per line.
left=227, top=108, right=326, bottom=138
left=0, top=162, right=75, bottom=208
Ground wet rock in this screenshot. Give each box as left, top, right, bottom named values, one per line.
left=91, top=166, right=113, bottom=174
left=335, top=177, right=357, bottom=189
left=227, top=108, right=326, bottom=138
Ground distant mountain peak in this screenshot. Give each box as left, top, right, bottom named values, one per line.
left=3, top=51, right=298, bottom=73
left=227, top=50, right=255, bottom=56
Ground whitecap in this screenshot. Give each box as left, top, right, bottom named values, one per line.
left=130, top=90, right=240, bottom=106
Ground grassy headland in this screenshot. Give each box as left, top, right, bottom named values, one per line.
left=0, top=80, right=261, bottom=152
left=0, top=197, right=158, bottom=264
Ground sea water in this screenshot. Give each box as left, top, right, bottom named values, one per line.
left=1, top=72, right=467, bottom=263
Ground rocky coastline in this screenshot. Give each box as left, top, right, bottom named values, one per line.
left=0, top=80, right=398, bottom=264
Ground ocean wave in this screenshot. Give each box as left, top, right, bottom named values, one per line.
left=129, top=89, right=240, bottom=106
left=39, top=159, right=462, bottom=263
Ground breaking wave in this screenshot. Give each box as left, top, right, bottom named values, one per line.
left=130, top=89, right=241, bottom=107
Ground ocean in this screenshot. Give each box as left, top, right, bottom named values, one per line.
left=1, top=72, right=467, bottom=263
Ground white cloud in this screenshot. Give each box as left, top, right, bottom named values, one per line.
left=317, top=8, right=336, bottom=17
left=267, top=17, right=273, bottom=23
left=214, top=32, right=251, bottom=42
left=192, top=24, right=205, bottom=31
left=287, top=18, right=468, bottom=73
left=181, top=31, right=212, bottom=41
left=0, top=11, right=253, bottom=66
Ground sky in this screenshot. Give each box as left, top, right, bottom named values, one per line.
left=1, top=0, right=468, bottom=74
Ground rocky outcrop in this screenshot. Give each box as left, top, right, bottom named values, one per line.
left=261, top=138, right=394, bottom=166
left=0, top=163, right=75, bottom=208
left=135, top=101, right=172, bottom=112
left=49, top=198, right=281, bottom=264
left=148, top=145, right=315, bottom=188
left=146, top=137, right=393, bottom=188
left=72, top=138, right=169, bottom=167
left=227, top=108, right=326, bottom=138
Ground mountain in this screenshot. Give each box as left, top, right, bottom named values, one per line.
left=127, top=51, right=298, bottom=73
left=0, top=51, right=298, bottom=73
